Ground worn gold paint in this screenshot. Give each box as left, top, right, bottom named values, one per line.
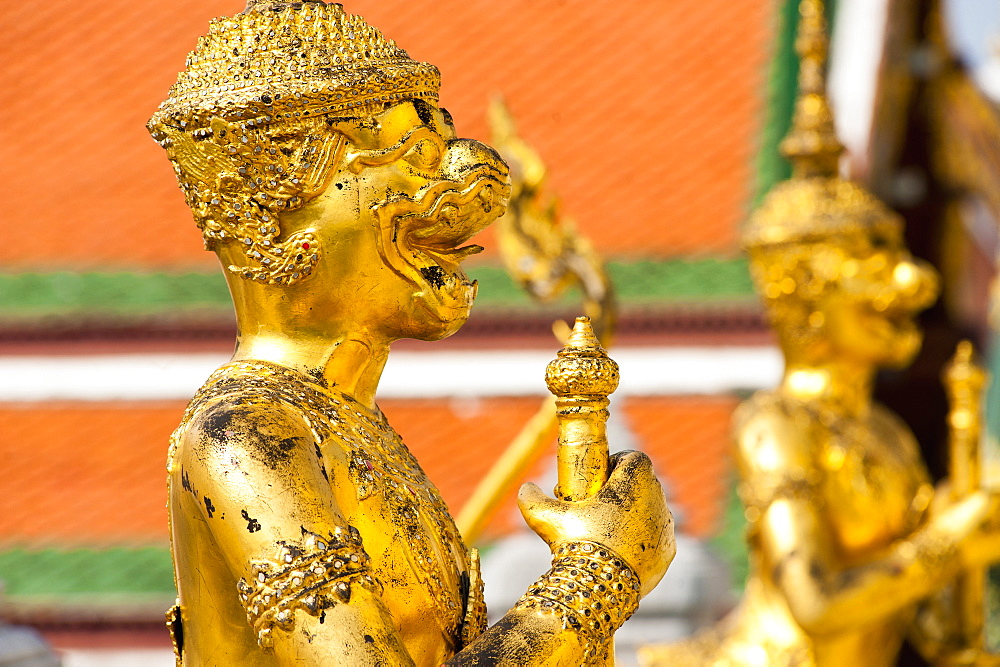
left=150, top=2, right=673, bottom=664
left=640, top=1, right=1000, bottom=665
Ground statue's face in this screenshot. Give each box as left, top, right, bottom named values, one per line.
left=814, top=228, right=939, bottom=368
left=285, top=100, right=510, bottom=342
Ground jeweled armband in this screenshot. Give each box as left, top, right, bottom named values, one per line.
left=237, top=526, right=382, bottom=648
left=514, top=542, right=641, bottom=662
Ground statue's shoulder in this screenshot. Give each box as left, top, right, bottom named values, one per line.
left=173, top=361, right=324, bottom=466
left=732, top=391, right=822, bottom=508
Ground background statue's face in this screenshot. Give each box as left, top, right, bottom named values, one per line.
left=284, top=100, right=510, bottom=342
left=812, top=228, right=939, bottom=368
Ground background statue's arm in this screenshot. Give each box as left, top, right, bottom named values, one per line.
left=738, top=409, right=993, bottom=637
left=756, top=494, right=968, bottom=635
left=179, top=401, right=416, bottom=665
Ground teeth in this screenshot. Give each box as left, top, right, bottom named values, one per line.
left=478, top=186, right=493, bottom=213
left=403, top=178, right=504, bottom=260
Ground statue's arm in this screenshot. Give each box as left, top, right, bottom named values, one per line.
left=179, top=400, right=416, bottom=665
left=449, top=451, right=674, bottom=665
left=737, top=408, right=990, bottom=636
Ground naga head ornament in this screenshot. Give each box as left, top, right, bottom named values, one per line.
left=148, top=1, right=443, bottom=285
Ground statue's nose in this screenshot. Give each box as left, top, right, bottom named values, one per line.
left=440, top=138, right=510, bottom=184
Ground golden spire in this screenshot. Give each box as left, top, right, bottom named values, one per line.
left=742, top=0, right=901, bottom=250
left=780, top=0, right=844, bottom=178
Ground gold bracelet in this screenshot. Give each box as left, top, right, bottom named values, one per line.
left=515, top=542, right=641, bottom=662
left=237, top=526, right=382, bottom=648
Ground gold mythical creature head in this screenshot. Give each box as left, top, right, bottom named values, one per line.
left=149, top=1, right=510, bottom=341
left=744, top=0, right=938, bottom=368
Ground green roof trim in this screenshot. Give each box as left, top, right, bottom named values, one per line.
left=0, top=258, right=756, bottom=320
left=709, top=479, right=749, bottom=593
left=0, top=271, right=233, bottom=319
left=0, top=546, right=175, bottom=598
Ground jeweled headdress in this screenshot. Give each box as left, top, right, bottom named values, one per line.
left=149, top=1, right=440, bottom=131
left=149, top=1, right=441, bottom=285
left=742, top=0, right=902, bottom=251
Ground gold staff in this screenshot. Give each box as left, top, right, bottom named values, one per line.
left=544, top=315, right=621, bottom=667
left=455, top=101, right=616, bottom=540
left=545, top=316, right=619, bottom=501
left=943, top=340, right=996, bottom=665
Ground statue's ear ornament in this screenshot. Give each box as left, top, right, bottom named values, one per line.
left=156, top=119, right=331, bottom=285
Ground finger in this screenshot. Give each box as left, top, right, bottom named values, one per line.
left=608, top=449, right=640, bottom=469
left=517, top=482, right=563, bottom=544
left=607, top=450, right=652, bottom=477
left=601, top=451, right=657, bottom=499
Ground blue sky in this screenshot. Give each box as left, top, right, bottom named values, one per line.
left=946, top=0, right=1000, bottom=69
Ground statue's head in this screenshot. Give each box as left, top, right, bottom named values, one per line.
left=745, top=180, right=938, bottom=369
left=148, top=1, right=510, bottom=341
left=743, top=0, right=938, bottom=369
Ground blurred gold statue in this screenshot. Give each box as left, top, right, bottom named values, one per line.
left=148, top=2, right=672, bottom=664
left=640, top=1, right=1000, bottom=665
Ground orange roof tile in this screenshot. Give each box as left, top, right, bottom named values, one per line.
left=623, top=396, right=739, bottom=537
left=0, top=394, right=737, bottom=545
left=0, top=403, right=182, bottom=544
left=1, top=0, right=775, bottom=270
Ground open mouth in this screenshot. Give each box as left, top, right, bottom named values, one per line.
left=404, top=177, right=508, bottom=272
left=380, top=170, right=510, bottom=319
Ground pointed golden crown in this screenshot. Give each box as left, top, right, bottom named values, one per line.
left=742, top=0, right=901, bottom=250
left=148, top=1, right=440, bottom=133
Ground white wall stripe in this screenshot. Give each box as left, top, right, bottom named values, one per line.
left=0, top=347, right=783, bottom=402
left=828, top=0, right=891, bottom=178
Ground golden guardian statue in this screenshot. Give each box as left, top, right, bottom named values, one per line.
left=640, top=1, right=1000, bottom=665
left=148, top=2, right=673, bottom=664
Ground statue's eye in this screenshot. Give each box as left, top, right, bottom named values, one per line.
left=403, top=139, right=442, bottom=172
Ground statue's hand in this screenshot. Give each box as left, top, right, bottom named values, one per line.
left=927, top=487, right=1000, bottom=569
left=953, top=492, right=1000, bottom=569
left=517, top=450, right=675, bottom=596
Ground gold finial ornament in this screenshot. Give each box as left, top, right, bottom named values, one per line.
left=937, top=342, right=996, bottom=664
left=546, top=317, right=619, bottom=501
left=152, top=3, right=674, bottom=664
left=946, top=341, right=988, bottom=500
left=778, top=0, right=843, bottom=178
left=742, top=0, right=900, bottom=252
left=641, top=1, right=1000, bottom=665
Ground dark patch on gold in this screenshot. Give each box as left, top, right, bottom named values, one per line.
left=241, top=509, right=262, bottom=533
